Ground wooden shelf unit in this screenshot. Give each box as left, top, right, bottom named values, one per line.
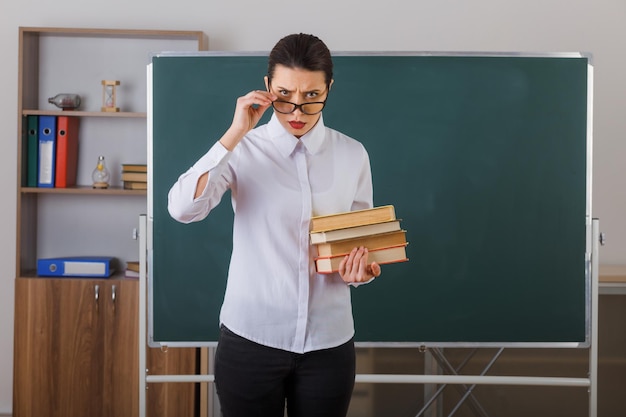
left=13, top=27, right=207, bottom=417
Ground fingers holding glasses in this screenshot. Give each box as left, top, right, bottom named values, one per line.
left=231, top=90, right=277, bottom=133
left=221, top=90, right=277, bottom=151
left=249, top=89, right=276, bottom=105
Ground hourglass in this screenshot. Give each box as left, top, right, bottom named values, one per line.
left=101, top=80, right=120, bottom=112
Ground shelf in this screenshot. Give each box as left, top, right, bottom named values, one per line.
left=20, top=186, right=146, bottom=196
left=599, top=265, right=626, bottom=295
left=17, top=271, right=134, bottom=281
left=22, top=27, right=208, bottom=50
left=600, top=282, right=626, bottom=296
left=22, top=109, right=146, bottom=118
left=599, top=265, right=626, bottom=281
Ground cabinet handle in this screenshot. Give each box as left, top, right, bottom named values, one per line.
left=111, top=284, right=116, bottom=306
left=94, top=284, right=100, bottom=312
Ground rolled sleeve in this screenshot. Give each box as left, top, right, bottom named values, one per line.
left=167, top=141, right=232, bottom=223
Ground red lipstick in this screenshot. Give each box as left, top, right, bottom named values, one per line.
left=289, top=121, right=305, bottom=130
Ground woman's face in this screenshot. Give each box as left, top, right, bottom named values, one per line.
left=265, top=64, right=331, bottom=138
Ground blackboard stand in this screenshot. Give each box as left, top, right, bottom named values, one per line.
left=137, top=216, right=600, bottom=417
left=420, top=348, right=505, bottom=416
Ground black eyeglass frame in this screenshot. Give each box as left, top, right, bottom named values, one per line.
left=271, top=99, right=328, bottom=115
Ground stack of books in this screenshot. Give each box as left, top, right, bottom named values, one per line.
left=124, top=261, right=140, bottom=279
left=121, top=164, right=147, bottom=190
left=309, top=205, right=408, bottom=274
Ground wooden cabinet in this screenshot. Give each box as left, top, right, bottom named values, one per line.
left=14, top=277, right=199, bottom=417
left=14, top=278, right=138, bottom=417
left=13, top=27, right=207, bottom=417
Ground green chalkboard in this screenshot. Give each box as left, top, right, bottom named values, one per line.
left=149, top=53, right=590, bottom=346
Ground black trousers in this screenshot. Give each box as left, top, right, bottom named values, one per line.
left=214, top=325, right=356, bottom=417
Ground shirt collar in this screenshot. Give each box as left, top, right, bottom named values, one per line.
left=267, top=113, right=326, bottom=157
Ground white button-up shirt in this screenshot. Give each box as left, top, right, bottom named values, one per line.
left=167, top=113, right=373, bottom=353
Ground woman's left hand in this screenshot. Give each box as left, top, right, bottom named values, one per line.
left=338, top=246, right=381, bottom=283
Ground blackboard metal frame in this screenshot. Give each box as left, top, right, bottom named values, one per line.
left=147, top=51, right=593, bottom=349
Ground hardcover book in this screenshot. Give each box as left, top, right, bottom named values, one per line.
left=124, top=261, right=141, bottom=279
left=126, top=261, right=140, bottom=272
left=315, top=230, right=407, bottom=257
left=314, top=244, right=409, bottom=274
left=121, top=171, right=147, bottom=182
left=310, top=205, right=396, bottom=232
left=122, top=163, right=147, bottom=173
left=309, top=220, right=402, bottom=244
left=123, top=181, right=147, bottom=190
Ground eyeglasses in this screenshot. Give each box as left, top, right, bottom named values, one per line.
left=272, top=99, right=327, bottom=115
left=268, top=81, right=329, bottom=115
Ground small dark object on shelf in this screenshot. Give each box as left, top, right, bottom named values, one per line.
left=48, top=93, right=82, bottom=110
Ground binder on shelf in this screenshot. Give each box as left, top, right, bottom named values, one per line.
left=37, top=256, right=116, bottom=277
left=37, top=115, right=57, bottom=188
left=26, top=115, right=38, bottom=187
left=55, top=116, right=80, bottom=188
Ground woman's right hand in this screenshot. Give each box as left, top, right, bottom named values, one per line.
left=220, top=90, right=276, bottom=150
left=338, top=246, right=381, bottom=284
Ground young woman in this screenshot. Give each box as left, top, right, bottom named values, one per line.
left=168, top=33, right=381, bottom=417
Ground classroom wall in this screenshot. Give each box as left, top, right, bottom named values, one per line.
left=0, top=0, right=624, bottom=412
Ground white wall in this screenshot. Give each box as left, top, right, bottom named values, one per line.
left=1, top=0, right=624, bottom=412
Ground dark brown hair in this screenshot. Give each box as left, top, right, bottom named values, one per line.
left=267, top=33, right=333, bottom=88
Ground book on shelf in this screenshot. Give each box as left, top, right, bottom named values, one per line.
left=124, top=260, right=145, bottom=279
left=310, top=205, right=396, bottom=232
left=315, top=230, right=407, bottom=257
left=126, top=261, right=140, bottom=272
left=121, top=171, right=147, bottom=182
left=123, top=181, right=147, bottom=190
left=122, top=163, right=147, bottom=173
left=309, top=220, right=402, bottom=244
left=125, top=269, right=139, bottom=279
left=314, top=243, right=409, bottom=274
